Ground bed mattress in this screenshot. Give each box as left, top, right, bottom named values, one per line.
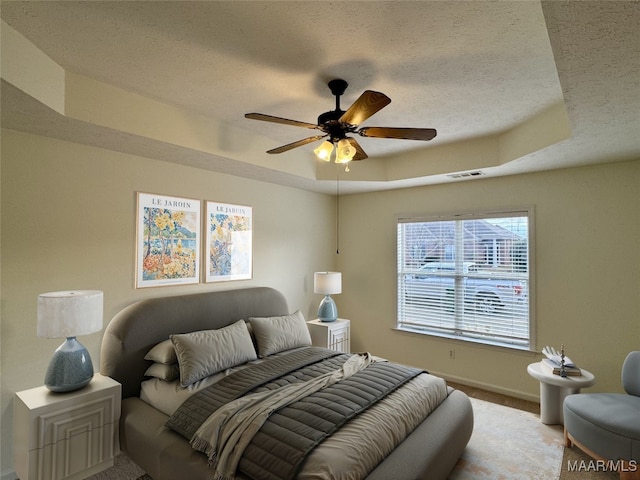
left=141, top=347, right=448, bottom=479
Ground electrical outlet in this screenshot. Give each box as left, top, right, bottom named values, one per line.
left=449, top=349, right=455, bottom=359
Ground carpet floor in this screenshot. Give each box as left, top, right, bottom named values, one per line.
left=88, top=392, right=614, bottom=480
left=559, top=446, right=619, bottom=480
left=449, top=397, right=564, bottom=479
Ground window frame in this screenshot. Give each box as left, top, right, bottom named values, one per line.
left=396, top=207, right=536, bottom=352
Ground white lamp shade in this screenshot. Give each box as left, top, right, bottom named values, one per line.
left=335, top=139, right=356, bottom=163
left=37, top=290, right=103, bottom=338
left=314, top=272, right=342, bottom=295
left=314, top=141, right=334, bottom=161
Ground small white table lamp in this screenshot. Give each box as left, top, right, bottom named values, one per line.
left=314, top=272, right=342, bottom=322
left=37, top=290, right=103, bottom=392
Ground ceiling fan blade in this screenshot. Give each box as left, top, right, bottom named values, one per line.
left=345, top=138, right=368, bottom=161
left=266, top=135, right=326, bottom=154
left=339, top=91, right=391, bottom=126
left=358, top=127, right=437, bottom=141
left=245, top=113, right=319, bottom=129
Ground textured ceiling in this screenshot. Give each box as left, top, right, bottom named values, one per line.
left=1, top=1, right=639, bottom=194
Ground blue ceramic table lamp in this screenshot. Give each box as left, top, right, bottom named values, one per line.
left=37, top=290, right=103, bottom=392
left=314, top=272, right=342, bottom=322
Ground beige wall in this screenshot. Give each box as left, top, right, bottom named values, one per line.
left=337, top=159, right=640, bottom=400
left=2, top=127, right=639, bottom=476
left=0, top=129, right=337, bottom=474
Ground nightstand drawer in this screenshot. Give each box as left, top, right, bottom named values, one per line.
left=327, top=324, right=349, bottom=352
left=38, top=396, right=117, bottom=448
left=307, top=318, right=350, bottom=353
left=27, top=424, right=116, bottom=480
left=14, top=374, right=121, bottom=480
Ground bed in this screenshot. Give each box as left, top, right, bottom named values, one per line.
left=100, top=287, right=473, bottom=480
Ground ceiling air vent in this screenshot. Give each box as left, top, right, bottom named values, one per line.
left=447, top=170, right=485, bottom=179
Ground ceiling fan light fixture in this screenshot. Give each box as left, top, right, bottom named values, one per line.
left=314, top=140, right=334, bottom=161
left=246, top=78, right=436, bottom=165
left=335, top=138, right=356, bottom=163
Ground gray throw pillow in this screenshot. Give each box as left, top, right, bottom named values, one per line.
left=249, top=310, right=312, bottom=358
left=171, top=320, right=257, bottom=387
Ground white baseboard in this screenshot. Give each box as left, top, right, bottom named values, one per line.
left=432, top=370, right=540, bottom=403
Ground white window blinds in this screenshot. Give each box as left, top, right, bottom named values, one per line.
left=397, top=210, right=532, bottom=349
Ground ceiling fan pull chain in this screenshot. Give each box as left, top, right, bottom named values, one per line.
left=336, top=165, right=340, bottom=254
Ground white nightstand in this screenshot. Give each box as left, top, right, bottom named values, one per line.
left=13, top=373, right=121, bottom=480
left=307, top=318, right=350, bottom=353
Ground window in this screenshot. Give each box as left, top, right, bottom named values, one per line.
left=397, top=209, right=532, bottom=350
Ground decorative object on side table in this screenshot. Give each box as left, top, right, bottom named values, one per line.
left=37, top=290, right=103, bottom=392
left=313, top=271, right=342, bottom=322
left=541, top=345, right=581, bottom=376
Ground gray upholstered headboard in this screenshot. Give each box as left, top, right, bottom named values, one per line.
left=100, top=287, right=289, bottom=398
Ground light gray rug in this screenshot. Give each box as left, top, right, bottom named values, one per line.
left=84, top=453, right=146, bottom=480
left=559, top=446, right=619, bottom=480
left=449, top=397, right=564, bottom=479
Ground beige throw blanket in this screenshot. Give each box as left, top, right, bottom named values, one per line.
left=190, top=353, right=374, bottom=480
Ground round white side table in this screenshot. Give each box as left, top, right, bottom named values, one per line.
left=527, top=362, right=595, bottom=425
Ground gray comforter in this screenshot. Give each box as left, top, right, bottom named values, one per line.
left=167, top=347, right=423, bottom=480
left=167, top=347, right=342, bottom=440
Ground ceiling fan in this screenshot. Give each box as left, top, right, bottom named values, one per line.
left=245, top=79, right=437, bottom=168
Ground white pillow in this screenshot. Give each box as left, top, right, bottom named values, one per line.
left=170, top=320, right=257, bottom=387
left=144, top=362, right=180, bottom=381
left=140, top=372, right=225, bottom=416
left=144, top=339, right=177, bottom=364
left=249, top=310, right=312, bottom=358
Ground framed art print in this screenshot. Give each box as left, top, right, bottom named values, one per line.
left=136, top=192, right=201, bottom=288
left=205, top=201, right=252, bottom=282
